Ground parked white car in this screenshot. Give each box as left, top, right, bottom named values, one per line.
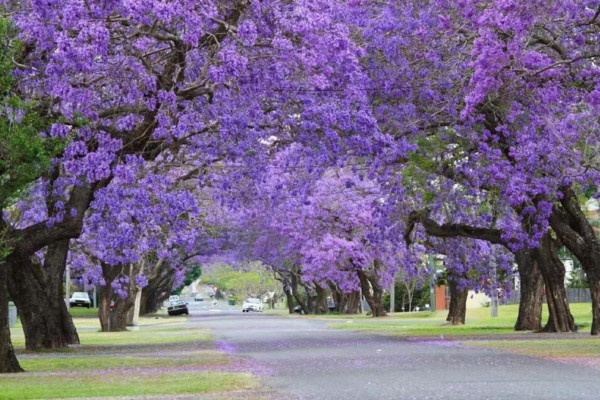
left=168, top=295, right=180, bottom=303
left=242, top=298, right=264, bottom=312
left=70, top=292, right=91, bottom=308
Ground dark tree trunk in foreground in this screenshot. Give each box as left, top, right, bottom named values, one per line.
left=551, top=187, right=600, bottom=335
left=0, top=265, right=22, bottom=373
left=446, top=278, right=468, bottom=325
left=534, top=234, right=575, bottom=333
left=358, top=262, right=387, bottom=317
left=590, top=280, right=600, bottom=336
left=7, top=242, right=79, bottom=350
left=514, top=250, right=544, bottom=331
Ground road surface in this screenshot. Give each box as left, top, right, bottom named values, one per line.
left=182, top=300, right=600, bottom=400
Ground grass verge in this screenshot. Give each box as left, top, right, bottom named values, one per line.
left=11, top=325, right=207, bottom=347
left=465, top=337, right=600, bottom=358
left=7, top=317, right=259, bottom=399
left=329, top=303, right=594, bottom=337
left=0, top=371, right=255, bottom=400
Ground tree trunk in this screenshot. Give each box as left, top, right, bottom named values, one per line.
left=290, top=274, right=308, bottom=314
left=329, top=283, right=342, bottom=312
left=284, top=286, right=295, bottom=314
left=0, top=265, right=22, bottom=373
left=344, top=291, right=361, bottom=314
left=590, top=280, right=600, bottom=336
left=358, top=268, right=387, bottom=317
left=98, top=283, right=111, bottom=332
left=550, top=188, right=600, bottom=335
left=7, top=243, right=79, bottom=350
left=534, top=234, right=576, bottom=333
left=127, top=289, right=142, bottom=326
left=305, top=287, right=316, bottom=314
left=446, top=278, right=468, bottom=325
left=514, top=249, right=544, bottom=331
left=98, top=263, right=136, bottom=332
left=314, top=285, right=328, bottom=315
left=328, top=283, right=360, bottom=314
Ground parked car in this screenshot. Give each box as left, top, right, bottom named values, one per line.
left=194, top=293, right=204, bottom=302
left=168, top=295, right=180, bottom=303
left=70, top=292, right=91, bottom=308
left=168, top=300, right=189, bottom=316
left=242, top=297, right=264, bottom=312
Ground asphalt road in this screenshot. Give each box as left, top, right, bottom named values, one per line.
left=182, top=300, right=600, bottom=400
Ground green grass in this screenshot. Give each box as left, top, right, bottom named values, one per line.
left=466, top=338, right=600, bottom=358
left=11, top=325, right=209, bottom=347
left=68, top=307, right=98, bottom=317
left=330, top=303, right=594, bottom=337
left=5, top=316, right=257, bottom=399
left=18, top=352, right=228, bottom=372
left=0, top=371, right=255, bottom=400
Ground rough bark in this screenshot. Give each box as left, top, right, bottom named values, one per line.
left=0, top=265, right=22, bottom=373
left=590, top=280, right=600, bottom=336
left=302, top=283, right=318, bottom=314
left=446, top=278, right=468, bottom=325
left=140, top=270, right=173, bottom=315
left=514, top=249, right=544, bottom=331
left=314, top=285, right=328, bottom=315
left=127, top=290, right=142, bottom=326
left=358, top=263, right=387, bottom=317
left=329, top=283, right=361, bottom=314
left=550, top=187, right=600, bottom=335
left=139, top=260, right=174, bottom=316
left=98, top=263, right=136, bottom=332
left=7, top=242, right=79, bottom=350
left=344, top=291, right=361, bottom=314
left=534, top=234, right=576, bottom=333
left=284, top=287, right=295, bottom=314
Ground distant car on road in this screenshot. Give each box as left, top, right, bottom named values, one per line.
left=70, top=292, right=91, bottom=308
left=168, top=300, right=189, bottom=316
left=194, top=293, right=204, bottom=301
left=242, top=298, right=264, bottom=312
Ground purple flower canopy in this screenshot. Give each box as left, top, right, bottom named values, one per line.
left=6, top=0, right=600, bottom=297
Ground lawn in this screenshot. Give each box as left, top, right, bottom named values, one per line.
left=329, top=303, right=594, bottom=337
left=5, top=315, right=259, bottom=399
left=0, top=371, right=255, bottom=400
left=465, top=338, right=600, bottom=358
left=10, top=313, right=194, bottom=347
left=329, top=303, right=600, bottom=367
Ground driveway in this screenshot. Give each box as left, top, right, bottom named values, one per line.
left=186, top=311, right=600, bottom=400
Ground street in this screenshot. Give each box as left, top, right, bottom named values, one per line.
left=182, top=298, right=600, bottom=400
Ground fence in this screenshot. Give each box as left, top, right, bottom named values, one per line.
left=503, top=288, right=592, bottom=305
